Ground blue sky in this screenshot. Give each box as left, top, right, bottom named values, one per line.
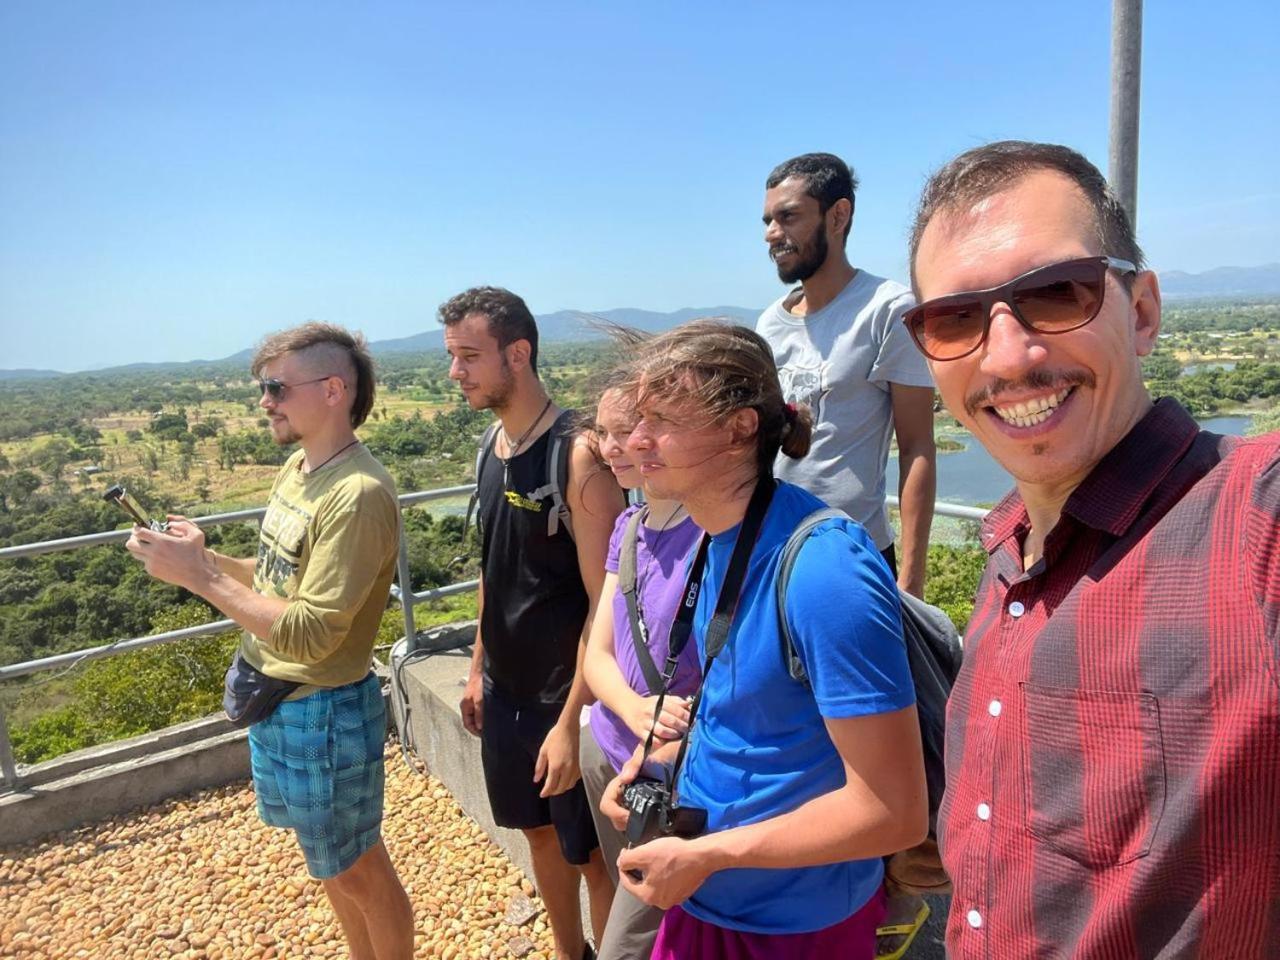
left=2, top=1, right=1277, bottom=371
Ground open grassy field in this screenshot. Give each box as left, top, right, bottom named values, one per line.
left=0, top=386, right=460, bottom=515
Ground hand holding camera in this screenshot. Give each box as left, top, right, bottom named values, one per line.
left=615, top=827, right=718, bottom=910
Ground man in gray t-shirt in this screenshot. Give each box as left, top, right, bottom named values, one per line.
left=758, top=152, right=936, bottom=596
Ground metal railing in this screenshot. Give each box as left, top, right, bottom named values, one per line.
left=0, top=486, right=987, bottom=794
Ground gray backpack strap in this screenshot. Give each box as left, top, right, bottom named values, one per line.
left=462, top=421, right=501, bottom=542
left=527, top=409, right=577, bottom=541
left=617, top=507, right=647, bottom=601
left=617, top=507, right=664, bottom=695
left=774, top=507, right=852, bottom=684
left=773, top=507, right=963, bottom=837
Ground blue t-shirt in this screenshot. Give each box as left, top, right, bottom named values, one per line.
left=677, top=481, right=914, bottom=934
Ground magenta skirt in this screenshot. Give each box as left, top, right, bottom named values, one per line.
left=650, top=887, right=887, bottom=960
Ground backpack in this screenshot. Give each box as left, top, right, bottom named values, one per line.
left=466, top=409, right=577, bottom=541
left=774, top=508, right=962, bottom=861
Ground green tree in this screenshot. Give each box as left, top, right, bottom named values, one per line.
left=1249, top=408, right=1280, bottom=437
left=10, top=601, right=238, bottom=763
left=30, top=437, right=78, bottom=482
left=924, top=544, right=988, bottom=634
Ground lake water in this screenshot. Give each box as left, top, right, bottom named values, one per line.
left=887, top=413, right=1257, bottom=507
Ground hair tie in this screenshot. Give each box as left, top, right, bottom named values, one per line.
left=784, top=402, right=798, bottom=423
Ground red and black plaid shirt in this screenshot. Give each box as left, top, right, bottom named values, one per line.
left=940, top=398, right=1280, bottom=958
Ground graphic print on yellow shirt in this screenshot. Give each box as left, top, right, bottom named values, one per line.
left=254, top=495, right=312, bottom=598
left=239, top=446, right=400, bottom=691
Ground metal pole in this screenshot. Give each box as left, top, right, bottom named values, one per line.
left=1109, top=0, right=1143, bottom=226
left=396, top=525, right=418, bottom=653
left=0, top=702, right=19, bottom=792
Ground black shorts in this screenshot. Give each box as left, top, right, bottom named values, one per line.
left=480, top=685, right=599, bottom=866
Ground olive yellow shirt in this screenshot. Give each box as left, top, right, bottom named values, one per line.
left=239, top=444, right=399, bottom=690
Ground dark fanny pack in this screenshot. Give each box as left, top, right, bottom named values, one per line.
left=223, top=650, right=302, bottom=728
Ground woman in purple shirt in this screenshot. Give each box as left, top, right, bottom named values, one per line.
left=581, top=386, right=703, bottom=960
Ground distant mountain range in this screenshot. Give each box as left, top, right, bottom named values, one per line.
left=0, top=305, right=763, bottom=381
left=1157, top=262, right=1280, bottom=298
left=5, top=266, right=1280, bottom=382
left=371, top=305, right=760, bottom=354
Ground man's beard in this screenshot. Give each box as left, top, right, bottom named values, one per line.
left=775, top=226, right=828, bottom=284
left=271, top=418, right=301, bottom=446
left=476, top=362, right=516, bottom=413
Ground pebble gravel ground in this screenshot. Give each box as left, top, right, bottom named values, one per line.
left=0, top=743, right=560, bottom=959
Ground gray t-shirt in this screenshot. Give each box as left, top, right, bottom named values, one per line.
left=757, top=270, right=933, bottom=549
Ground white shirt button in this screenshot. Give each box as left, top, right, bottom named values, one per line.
left=967, top=909, right=983, bottom=929
left=1009, top=600, right=1026, bottom=617
left=977, top=802, right=991, bottom=821
left=988, top=699, right=1003, bottom=717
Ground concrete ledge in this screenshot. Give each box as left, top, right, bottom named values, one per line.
left=0, top=722, right=250, bottom=848
left=17, top=713, right=243, bottom=790
left=2, top=666, right=395, bottom=849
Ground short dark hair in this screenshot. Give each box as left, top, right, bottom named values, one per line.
left=251, top=322, right=376, bottom=428
left=908, top=140, right=1145, bottom=291
left=437, top=286, right=539, bottom=374
left=766, top=152, right=858, bottom=242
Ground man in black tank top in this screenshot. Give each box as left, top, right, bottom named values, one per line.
left=441, top=287, right=625, bottom=960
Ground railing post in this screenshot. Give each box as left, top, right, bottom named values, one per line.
left=0, top=701, right=19, bottom=793
left=1109, top=0, right=1143, bottom=226
left=396, top=527, right=418, bottom=654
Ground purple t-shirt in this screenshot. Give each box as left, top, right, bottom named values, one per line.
left=589, top=504, right=704, bottom=772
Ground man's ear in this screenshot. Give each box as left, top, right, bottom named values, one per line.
left=1130, top=270, right=1162, bottom=357
left=322, top=375, right=347, bottom=408
left=828, top=197, right=852, bottom=241
left=505, top=338, right=532, bottom=371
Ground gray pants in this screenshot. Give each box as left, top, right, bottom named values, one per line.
left=579, top=726, right=664, bottom=960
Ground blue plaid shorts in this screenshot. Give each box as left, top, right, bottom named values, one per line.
left=248, top=672, right=386, bottom=879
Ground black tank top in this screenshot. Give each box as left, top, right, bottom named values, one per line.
left=478, top=421, right=587, bottom=705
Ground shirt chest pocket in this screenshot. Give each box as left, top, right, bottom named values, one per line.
left=1019, top=684, right=1167, bottom=868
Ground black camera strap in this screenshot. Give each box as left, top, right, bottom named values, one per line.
left=639, top=480, right=775, bottom=794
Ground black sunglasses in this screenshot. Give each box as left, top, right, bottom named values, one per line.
left=257, top=375, right=338, bottom=401
left=904, top=256, right=1138, bottom=362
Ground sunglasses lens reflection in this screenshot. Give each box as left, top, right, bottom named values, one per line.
left=914, top=300, right=987, bottom=359
left=1012, top=260, right=1104, bottom=332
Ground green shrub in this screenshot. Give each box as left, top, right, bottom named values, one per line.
left=924, top=543, right=987, bottom=634
left=10, top=601, right=237, bottom=763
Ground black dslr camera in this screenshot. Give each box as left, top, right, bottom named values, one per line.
left=103, top=485, right=168, bottom=532
left=623, top=777, right=707, bottom=848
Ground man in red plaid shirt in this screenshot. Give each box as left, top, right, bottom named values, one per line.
left=903, top=140, right=1280, bottom=958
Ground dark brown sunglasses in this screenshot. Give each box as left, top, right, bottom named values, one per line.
left=904, top=256, right=1138, bottom=361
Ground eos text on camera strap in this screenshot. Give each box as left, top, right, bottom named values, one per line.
left=640, top=479, right=776, bottom=793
